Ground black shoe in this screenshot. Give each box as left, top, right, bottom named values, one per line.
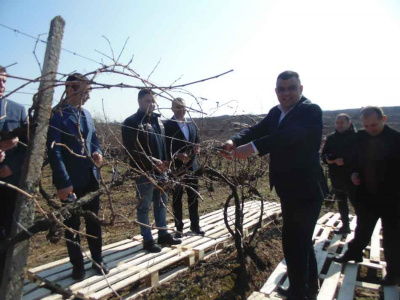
left=143, top=239, right=162, bottom=253
left=174, top=232, right=182, bottom=238
left=71, top=266, right=85, bottom=281
left=158, top=233, right=182, bottom=246
left=277, top=285, right=289, bottom=297
left=190, top=225, right=205, bottom=235
left=334, top=227, right=351, bottom=234
left=92, top=261, right=110, bottom=275
left=379, top=276, right=400, bottom=286
left=332, top=252, right=363, bottom=263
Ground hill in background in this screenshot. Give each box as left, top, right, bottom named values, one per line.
left=195, top=106, right=400, bottom=141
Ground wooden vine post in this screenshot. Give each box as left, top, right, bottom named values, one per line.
left=0, top=16, right=65, bottom=300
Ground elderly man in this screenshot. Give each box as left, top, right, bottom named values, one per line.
left=222, top=71, right=326, bottom=300
left=122, top=89, right=181, bottom=253
left=333, top=107, right=400, bottom=286
left=164, top=98, right=204, bottom=238
left=321, top=113, right=357, bottom=234
left=47, top=73, right=109, bottom=281
left=0, top=65, right=27, bottom=283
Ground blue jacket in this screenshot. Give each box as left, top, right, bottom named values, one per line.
left=47, top=104, right=101, bottom=189
left=231, top=96, right=326, bottom=192
left=0, top=99, right=27, bottom=185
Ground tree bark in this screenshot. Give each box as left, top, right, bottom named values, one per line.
left=0, top=16, right=65, bottom=300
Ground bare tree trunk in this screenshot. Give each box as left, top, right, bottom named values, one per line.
left=0, top=16, right=65, bottom=300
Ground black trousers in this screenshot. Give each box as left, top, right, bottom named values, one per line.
left=172, top=177, right=199, bottom=231
left=0, top=186, right=18, bottom=284
left=333, top=188, right=355, bottom=229
left=0, top=187, right=17, bottom=239
left=346, top=198, right=400, bottom=278
left=275, top=181, right=324, bottom=299
left=64, top=175, right=103, bottom=268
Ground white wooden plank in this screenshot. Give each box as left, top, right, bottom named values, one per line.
left=89, top=250, right=193, bottom=299
left=337, top=263, right=358, bottom=300
left=22, top=286, right=52, bottom=300
left=325, top=213, right=341, bottom=228
left=247, top=291, right=269, bottom=300
left=369, top=219, right=382, bottom=262
left=383, top=285, right=400, bottom=300
left=74, top=248, right=187, bottom=296
left=259, top=259, right=287, bottom=295
left=123, top=265, right=189, bottom=300
left=317, top=261, right=342, bottom=300
left=28, top=238, right=133, bottom=274
left=349, top=215, right=357, bottom=231
left=40, top=294, right=64, bottom=300
left=317, top=212, right=334, bottom=225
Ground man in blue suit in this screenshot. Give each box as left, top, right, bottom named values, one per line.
left=0, top=65, right=27, bottom=282
left=47, top=73, right=109, bottom=280
left=164, top=98, right=204, bottom=238
left=222, top=71, right=326, bottom=300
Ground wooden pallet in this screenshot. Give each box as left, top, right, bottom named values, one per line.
left=24, top=200, right=281, bottom=300
left=250, top=213, right=400, bottom=300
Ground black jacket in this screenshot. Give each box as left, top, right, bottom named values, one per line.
left=321, top=124, right=356, bottom=189
left=164, top=118, right=200, bottom=172
left=352, top=125, right=400, bottom=204
left=231, top=96, right=326, bottom=194
left=122, top=109, right=167, bottom=174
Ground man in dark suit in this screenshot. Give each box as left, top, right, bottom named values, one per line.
left=47, top=73, right=109, bottom=281
left=222, top=71, right=326, bottom=300
left=0, top=65, right=27, bottom=282
left=333, top=107, right=400, bottom=286
left=164, top=98, right=204, bottom=238
left=122, top=89, right=181, bottom=253
left=321, top=113, right=357, bottom=234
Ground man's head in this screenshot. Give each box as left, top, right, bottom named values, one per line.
left=360, top=106, right=386, bottom=136
left=65, top=73, right=91, bottom=107
left=171, top=97, right=186, bottom=120
left=138, top=89, right=156, bottom=114
left=275, top=70, right=303, bottom=113
left=0, top=65, right=7, bottom=98
left=335, top=113, right=352, bottom=133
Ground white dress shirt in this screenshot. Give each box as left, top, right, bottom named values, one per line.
left=174, top=116, right=190, bottom=141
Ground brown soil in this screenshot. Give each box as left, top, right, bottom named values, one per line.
left=133, top=223, right=284, bottom=300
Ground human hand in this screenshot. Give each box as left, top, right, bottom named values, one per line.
left=232, top=143, right=254, bottom=160
left=220, top=140, right=235, bottom=159
left=335, top=158, right=344, bottom=166
left=0, top=165, right=12, bottom=178
left=177, top=153, right=190, bottom=163
left=0, top=137, right=19, bottom=151
left=351, top=173, right=361, bottom=186
left=92, top=152, right=103, bottom=166
left=0, top=150, right=5, bottom=163
left=153, top=158, right=168, bottom=173
left=57, top=186, right=73, bottom=200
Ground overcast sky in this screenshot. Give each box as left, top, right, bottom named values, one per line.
left=2, top=0, right=400, bottom=121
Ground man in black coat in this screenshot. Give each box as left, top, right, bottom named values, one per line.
left=122, top=89, right=181, bottom=253
left=164, top=98, right=204, bottom=238
left=222, top=71, right=327, bottom=300
left=321, top=113, right=357, bottom=234
left=333, top=107, right=400, bottom=286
